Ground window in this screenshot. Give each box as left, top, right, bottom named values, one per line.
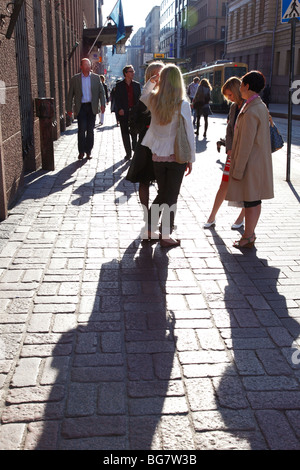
left=274, top=51, right=280, bottom=76
left=259, top=0, right=265, bottom=25
left=222, top=2, right=226, bottom=16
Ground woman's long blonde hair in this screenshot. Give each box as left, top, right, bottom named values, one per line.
left=222, top=76, right=242, bottom=104
left=145, top=61, right=164, bottom=82
left=149, top=64, right=186, bottom=125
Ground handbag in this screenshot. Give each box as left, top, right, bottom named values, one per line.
left=174, top=110, right=192, bottom=164
left=270, top=116, right=284, bottom=153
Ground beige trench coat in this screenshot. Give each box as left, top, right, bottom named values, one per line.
left=226, top=97, right=274, bottom=202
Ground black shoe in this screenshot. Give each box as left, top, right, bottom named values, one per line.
left=86, top=154, right=92, bottom=160
left=78, top=153, right=84, bottom=160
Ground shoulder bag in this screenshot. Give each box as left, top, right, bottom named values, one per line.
left=269, top=115, right=284, bottom=153
left=174, top=106, right=192, bottom=164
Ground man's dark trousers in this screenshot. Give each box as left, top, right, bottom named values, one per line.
left=119, top=115, right=137, bottom=158
left=77, top=103, right=96, bottom=154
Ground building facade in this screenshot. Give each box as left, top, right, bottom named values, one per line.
left=126, top=27, right=146, bottom=84
left=226, top=0, right=300, bottom=103
left=186, top=0, right=227, bottom=69
left=145, top=6, right=161, bottom=55
left=160, top=0, right=176, bottom=57
left=0, top=0, right=98, bottom=220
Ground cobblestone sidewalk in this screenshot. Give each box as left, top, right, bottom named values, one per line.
left=0, top=111, right=300, bottom=450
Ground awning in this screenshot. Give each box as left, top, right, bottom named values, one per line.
left=83, top=24, right=133, bottom=48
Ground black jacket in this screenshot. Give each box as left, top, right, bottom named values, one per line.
left=115, top=79, right=141, bottom=118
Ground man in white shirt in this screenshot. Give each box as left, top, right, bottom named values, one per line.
left=67, top=58, right=105, bottom=160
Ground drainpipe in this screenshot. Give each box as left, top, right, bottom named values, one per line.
left=269, top=0, right=280, bottom=88
left=0, top=107, right=7, bottom=221
left=35, top=98, right=55, bottom=171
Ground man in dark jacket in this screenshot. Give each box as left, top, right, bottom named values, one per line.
left=115, top=65, right=141, bottom=160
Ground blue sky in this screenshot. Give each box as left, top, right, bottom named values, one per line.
left=102, top=0, right=160, bottom=34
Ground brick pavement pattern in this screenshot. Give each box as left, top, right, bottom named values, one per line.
left=0, top=111, right=300, bottom=450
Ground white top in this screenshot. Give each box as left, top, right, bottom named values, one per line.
left=140, top=80, right=196, bottom=162
left=187, top=82, right=199, bottom=99
left=81, top=73, right=92, bottom=103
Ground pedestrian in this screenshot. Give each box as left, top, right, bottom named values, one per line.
left=126, top=61, right=164, bottom=217
left=110, top=79, right=121, bottom=126
left=66, top=58, right=105, bottom=160
left=203, top=77, right=245, bottom=229
left=226, top=70, right=274, bottom=249
left=99, top=75, right=109, bottom=125
left=187, top=76, right=200, bottom=126
left=192, top=78, right=212, bottom=138
left=140, top=64, right=195, bottom=247
left=115, top=65, right=141, bottom=160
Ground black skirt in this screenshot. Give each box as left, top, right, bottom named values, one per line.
left=125, top=141, right=155, bottom=185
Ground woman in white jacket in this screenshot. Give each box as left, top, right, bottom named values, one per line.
left=140, top=64, right=195, bottom=247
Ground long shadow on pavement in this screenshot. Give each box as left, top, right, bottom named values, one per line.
left=210, top=231, right=300, bottom=450
left=71, top=159, right=136, bottom=207
left=34, top=239, right=178, bottom=450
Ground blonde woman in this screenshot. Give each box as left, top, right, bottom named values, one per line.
left=192, top=78, right=212, bottom=137
left=140, top=64, right=195, bottom=247
left=204, top=77, right=245, bottom=229
left=126, top=62, right=164, bottom=212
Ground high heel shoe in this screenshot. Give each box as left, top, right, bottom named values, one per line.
left=233, top=233, right=256, bottom=249
left=203, top=220, right=216, bottom=229
left=231, top=220, right=244, bottom=230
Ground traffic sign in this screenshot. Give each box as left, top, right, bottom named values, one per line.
left=282, top=0, right=300, bottom=23
left=154, top=53, right=165, bottom=58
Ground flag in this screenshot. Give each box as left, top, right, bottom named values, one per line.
left=109, top=0, right=126, bottom=43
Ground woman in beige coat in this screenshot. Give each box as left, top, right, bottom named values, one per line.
left=226, top=71, right=274, bottom=248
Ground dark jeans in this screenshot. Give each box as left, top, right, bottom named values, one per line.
left=148, top=161, right=186, bottom=236
left=195, top=113, right=208, bottom=135
left=119, top=116, right=137, bottom=157
left=77, top=103, right=96, bottom=155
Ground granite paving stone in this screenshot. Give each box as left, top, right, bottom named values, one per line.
left=0, top=110, right=300, bottom=450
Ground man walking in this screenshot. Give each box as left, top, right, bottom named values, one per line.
left=115, top=65, right=141, bottom=160
left=67, top=58, right=105, bottom=160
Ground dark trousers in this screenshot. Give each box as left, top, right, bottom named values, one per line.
left=148, top=161, right=186, bottom=236
left=77, top=103, right=96, bottom=155
left=119, top=116, right=137, bottom=157
left=196, top=113, right=208, bottom=135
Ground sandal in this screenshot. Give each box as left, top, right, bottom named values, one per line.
left=160, top=237, right=181, bottom=248
left=233, top=233, right=256, bottom=249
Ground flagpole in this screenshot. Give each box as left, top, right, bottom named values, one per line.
left=87, top=0, right=121, bottom=56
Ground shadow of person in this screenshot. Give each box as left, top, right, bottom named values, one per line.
left=32, top=239, right=178, bottom=450
left=71, top=159, right=136, bottom=207
left=195, top=138, right=207, bottom=154
left=15, top=160, right=89, bottom=205
left=96, top=124, right=117, bottom=131
left=206, top=230, right=300, bottom=450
